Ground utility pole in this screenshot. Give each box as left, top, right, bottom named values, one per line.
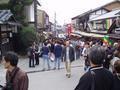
left=54, top=12, right=57, bottom=37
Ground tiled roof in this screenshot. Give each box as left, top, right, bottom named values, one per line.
left=72, top=0, right=120, bottom=20
left=0, top=10, right=12, bottom=24
left=89, top=9, right=120, bottom=21
left=72, top=10, right=93, bottom=20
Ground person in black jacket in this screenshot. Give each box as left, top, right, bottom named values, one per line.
left=103, top=45, right=114, bottom=69
left=113, top=60, right=120, bottom=90
left=27, top=43, right=35, bottom=67
left=62, top=40, right=75, bottom=78
left=75, top=46, right=114, bottom=90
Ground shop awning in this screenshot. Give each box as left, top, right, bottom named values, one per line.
left=108, top=34, right=120, bottom=40
left=70, top=33, right=82, bottom=37
left=74, top=31, right=105, bottom=38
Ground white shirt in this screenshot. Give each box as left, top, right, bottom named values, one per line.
left=66, top=47, right=70, bottom=61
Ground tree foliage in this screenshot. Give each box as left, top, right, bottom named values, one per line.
left=23, top=0, right=33, bottom=5
left=19, top=26, right=37, bottom=50
left=0, top=3, right=9, bottom=9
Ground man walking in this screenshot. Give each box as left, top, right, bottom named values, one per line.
left=2, top=51, right=29, bottom=90
left=62, top=40, right=75, bottom=78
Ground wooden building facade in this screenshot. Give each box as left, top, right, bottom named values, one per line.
left=0, top=10, right=20, bottom=59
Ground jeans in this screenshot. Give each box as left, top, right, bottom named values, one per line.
left=42, top=55, right=50, bottom=70
left=54, top=57, right=61, bottom=69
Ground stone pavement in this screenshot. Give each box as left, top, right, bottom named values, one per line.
left=0, top=57, right=84, bottom=73
left=28, top=66, right=84, bottom=90
left=0, top=57, right=84, bottom=86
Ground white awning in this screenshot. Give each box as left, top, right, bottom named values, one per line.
left=70, top=33, right=82, bottom=37
left=74, top=31, right=105, bottom=38
left=89, top=9, right=120, bottom=21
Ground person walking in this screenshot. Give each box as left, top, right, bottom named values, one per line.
left=2, top=51, right=29, bottom=90
left=75, top=46, right=114, bottom=90
left=82, top=42, right=90, bottom=71
left=53, top=41, right=63, bottom=70
left=41, top=42, right=51, bottom=71
left=62, top=40, right=75, bottom=78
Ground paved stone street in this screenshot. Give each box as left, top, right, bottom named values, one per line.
left=28, top=66, right=84, bottom=90
left=0, top=57, right=85, bottom=89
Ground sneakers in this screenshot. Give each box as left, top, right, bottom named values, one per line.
left=68, top=74, right=71, bottom=78
left=66, top=73, right=71, bottom=78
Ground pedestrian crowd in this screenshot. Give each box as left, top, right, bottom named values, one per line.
left=27, top=38, right=75, bottom=78
left=0, top=37, right=120, bottom=90
left=74, top=39, right=120, bottom=90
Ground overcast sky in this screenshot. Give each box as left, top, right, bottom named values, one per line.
left=38, top=0, right=114, bottom=25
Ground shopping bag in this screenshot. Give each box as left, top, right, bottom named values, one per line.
left=49, top=53, right=55, bottom=62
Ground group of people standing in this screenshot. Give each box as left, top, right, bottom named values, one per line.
left=27, top=42, right=40, bottom=67
left=41, top=39, right=75, bottom=78
left=1, top=37, right=120, bottom=90
left=74, top=40, right=120, bottom=90
left=27, top=39, right=75, bottom=78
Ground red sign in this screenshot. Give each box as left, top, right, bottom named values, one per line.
left=67, top=24, right=72, bottom=36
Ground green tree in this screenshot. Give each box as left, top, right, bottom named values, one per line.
left=0, top=3, right=9, bottom=9
left=23, top=0, right=33, bottom=5
left=19, top=26, right=38, bottom=51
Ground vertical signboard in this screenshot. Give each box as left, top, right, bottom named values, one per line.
left=67, top=24, right=72, bottom=36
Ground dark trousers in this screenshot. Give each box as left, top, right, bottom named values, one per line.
left=29, top=56, right=35, bottom=67
left=35, top=54, right=39, bottom=65
left=84, top=56, right=90, bottom=71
